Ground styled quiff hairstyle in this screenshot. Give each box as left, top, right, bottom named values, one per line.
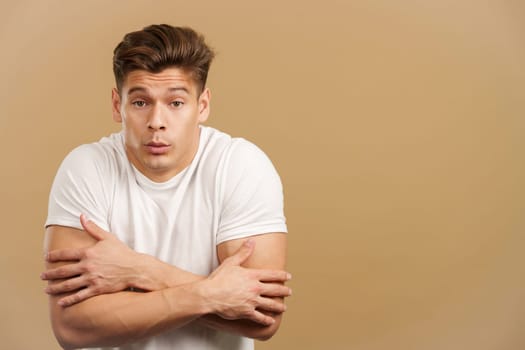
left=113, top=24, right=215, bottom=94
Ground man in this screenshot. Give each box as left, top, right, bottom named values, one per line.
left=41, top=24, right=291, bottom=350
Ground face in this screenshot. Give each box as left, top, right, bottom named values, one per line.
left=112, top=68, right=210, bottom=182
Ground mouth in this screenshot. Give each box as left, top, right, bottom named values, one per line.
left=145, top=142, right=171, bottom=155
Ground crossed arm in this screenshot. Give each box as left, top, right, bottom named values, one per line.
left=42, top=216, right=291, bottom=349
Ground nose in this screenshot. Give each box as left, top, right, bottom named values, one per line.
left=147, top=103, right=166, bottom=131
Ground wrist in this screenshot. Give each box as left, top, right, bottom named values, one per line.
left=130, top=253, right=206, bottom=291
left=129, top=253, right=167, bottom=291
left=192, top=278, right=218, bottom=315
left=162, top=280, right=214, bottom=316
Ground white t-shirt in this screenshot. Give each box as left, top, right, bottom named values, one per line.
left=45, top=125, right=287, bottom=350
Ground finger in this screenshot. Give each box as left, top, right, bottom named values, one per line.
left=224, top=239, right=255, bottom=266
left=255, top=269, right=292, bottom=283
left=57, top=287, right=95, bottom=307
left=45, top=248, right=84, bottom=262
left=45, top=276, right=86, bottom=294
left=247, top=310, right=276, bottom=326
left=256, top=296, right=287, bottom=314
left=258, top=283, right=292, bottom=298
left=80, top=214, right=109, bottom=241
left=40, top=264, right=84, bottom=280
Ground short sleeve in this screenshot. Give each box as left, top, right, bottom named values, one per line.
left=45, top=144, right=111, bottom=231
left=217, top=139, right=287, bottom=244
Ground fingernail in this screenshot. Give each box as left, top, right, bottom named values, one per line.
left=80, top=214, right=91, bottom=224
left=289, top=288, right=293, bottom=296
left=58, top=299, right=70, bottom=307
left=286, top=273, right=292, bottom=280
left=43, top=253, right=48, bottom=261
left=40, top=273, right=46, bottom=280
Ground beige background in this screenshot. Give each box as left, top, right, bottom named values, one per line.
left=1, top=1, right=524, bottom=349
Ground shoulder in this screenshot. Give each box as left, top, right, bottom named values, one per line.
left=59, top=133, right=125, bottom=175
left=226, top=137, right=279, bottom=182
left=199, top=126, right=278, bottom=179
left=229, top=138, right=271, bottom=165
left=218, top=133, right=283, bottom=200
left=47, top=134, right=125, bottom=230
left=199, top=126, right=233, bottom=157
left=203, top=126, right=271, bottom=163
left=215, top=132, right=287, bottom=242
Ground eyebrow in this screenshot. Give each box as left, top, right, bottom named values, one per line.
left=127, top=86, right=190, bottom=96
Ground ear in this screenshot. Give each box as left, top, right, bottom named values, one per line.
left=111, top=88, right=123, bottom=123
left=197, top=88, right=211, bottom=123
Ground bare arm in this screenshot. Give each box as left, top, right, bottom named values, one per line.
left=43, top=217, right=203, bottom=305
left=199, top=232, right=288, bottom=340
left=44, top=225, right=208, bottom=349
left=43, top=223, right=290, bottom=349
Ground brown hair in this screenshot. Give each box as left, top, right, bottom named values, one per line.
left=113, top=24, right=215, bottom=94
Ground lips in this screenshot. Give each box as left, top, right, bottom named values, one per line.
left=145, top=142, right=171, bottom=155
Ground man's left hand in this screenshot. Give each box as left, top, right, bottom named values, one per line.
left=41, top=215, right=142, bottom=306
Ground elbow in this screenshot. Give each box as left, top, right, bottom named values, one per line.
left=253, top=327, right=277, bottom=341
left=53, top=326, right=82, bottom=350
left=255, top=332, right=275, bottom=341
left=52, top=318, right=93, bottom=350
left=53, top=321, right=117, bottom=350
left=49, top=299, right=89, bottom=349
left=252, top=319, right=281, bottom=341
left=58, top=340, right=77, bottom=350
left=52, top=317, right=121, bottom=350
left=50, top=307, right=101, bottom=349
left=50, top=305, right=128, bottom=349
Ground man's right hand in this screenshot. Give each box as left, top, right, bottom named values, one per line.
left=41, top=215, right=146, bottom=306
left=197, top=239, right=292, bottom=326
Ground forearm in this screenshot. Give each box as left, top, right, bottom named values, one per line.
left=127, top=256, right=281, bottom=339
left=51, top=284, right=208, bottom=349
left=117, top=256, right=285, bottom=340
left=129, top=260, right=283, bottom=340
left=132, top=252, right=204, bottom=290
left=45, top=226, right=290, bottom=347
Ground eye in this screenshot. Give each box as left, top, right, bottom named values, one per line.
left=171, top=101, right=184, bottom=107
left=132, top=100, right=147, bottom=108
